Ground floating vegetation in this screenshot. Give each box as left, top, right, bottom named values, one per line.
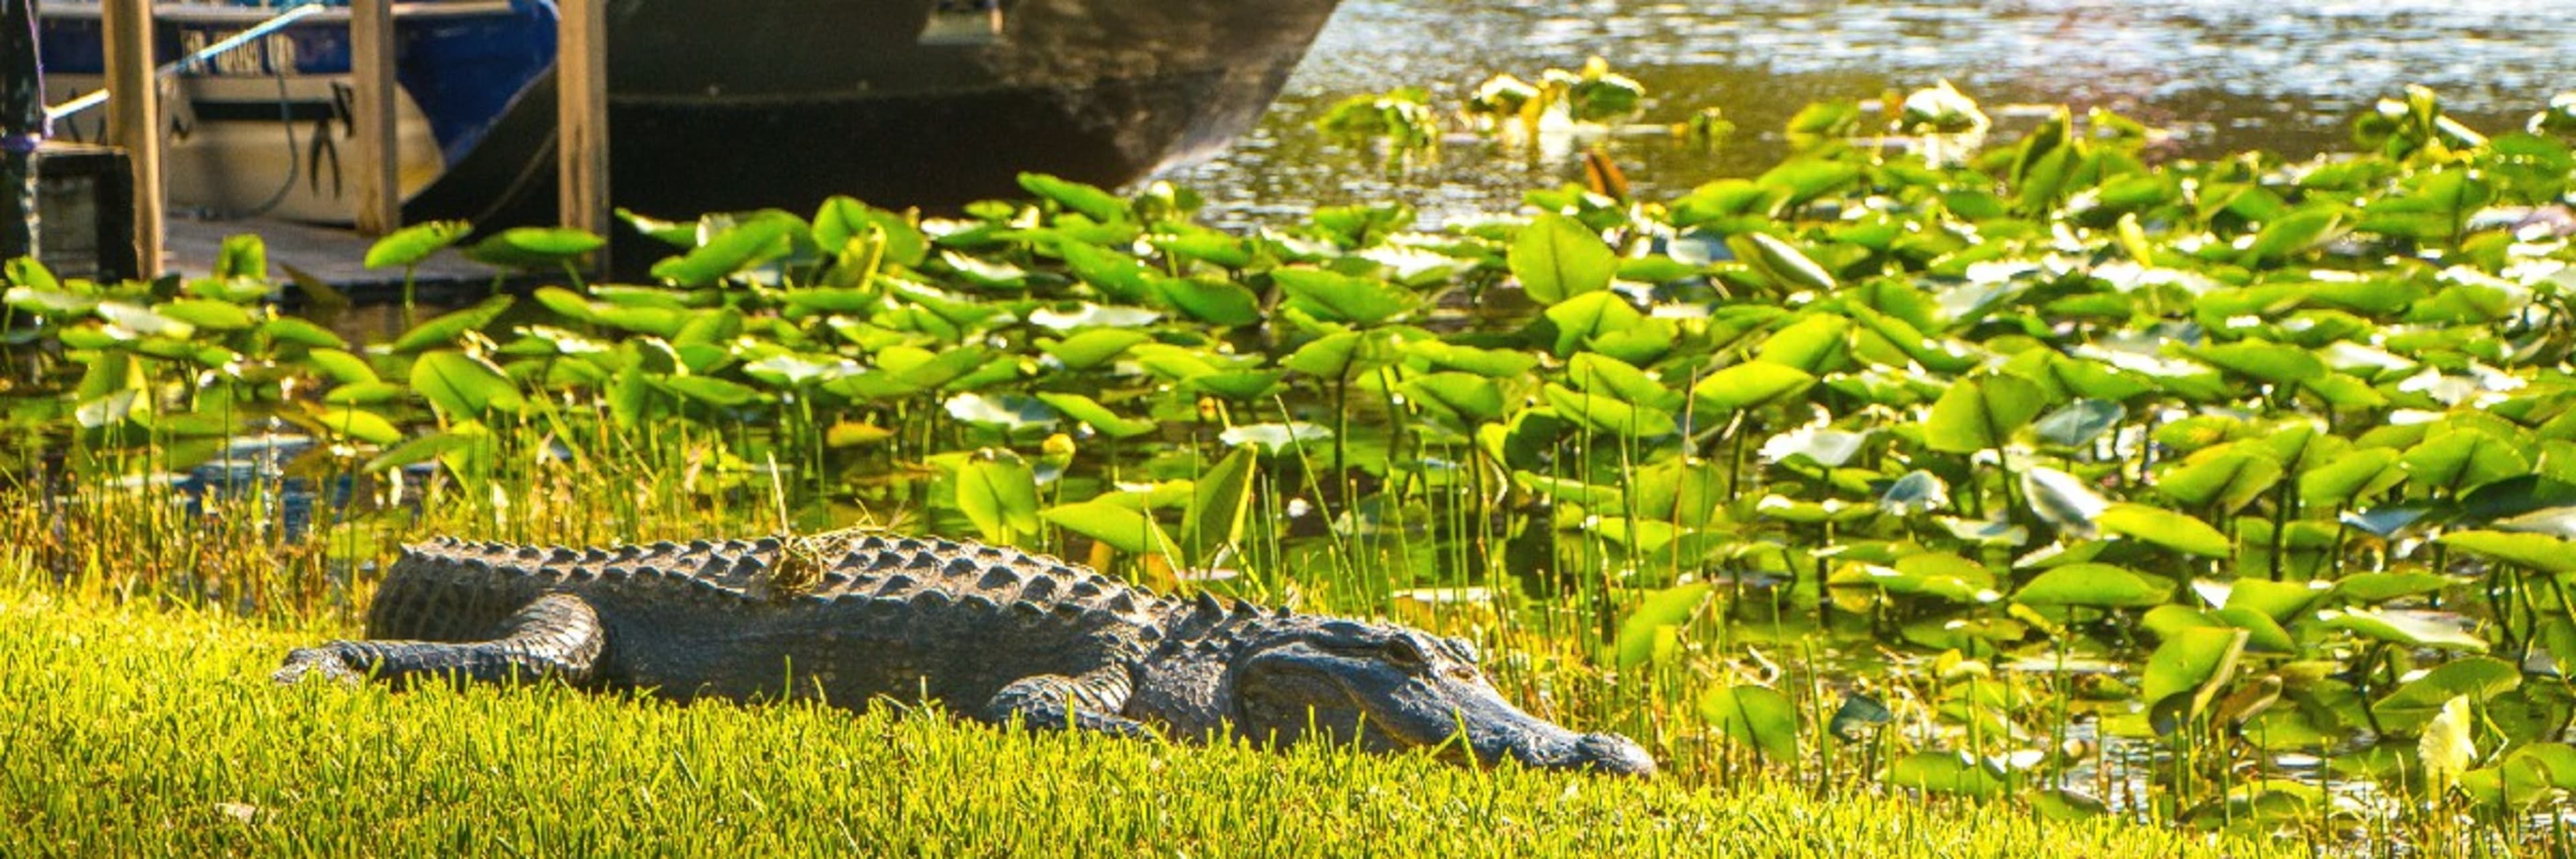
left=7, top=82, right=2576, bottom=850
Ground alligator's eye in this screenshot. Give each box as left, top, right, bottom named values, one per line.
left=1383, top=637, right=1426, bottom=667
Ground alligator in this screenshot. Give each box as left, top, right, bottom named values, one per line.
left=274, top=532, right=1656, bottom=775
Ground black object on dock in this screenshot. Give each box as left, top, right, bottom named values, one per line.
left=29, top=141, right=136, bottom=281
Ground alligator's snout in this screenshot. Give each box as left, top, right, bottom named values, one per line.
left=1570, top=732, right=1658, bottom=776
left=1223, top=625, right=1662, bottom=776
left=1485, top=727, right=1657, bottom=776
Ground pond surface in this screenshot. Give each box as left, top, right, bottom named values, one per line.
left=1158, top=0, right=2576, bottom=225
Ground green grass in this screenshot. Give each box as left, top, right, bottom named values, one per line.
left=0, top=583, right=2281, bottom=858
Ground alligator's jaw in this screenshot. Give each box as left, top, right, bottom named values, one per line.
left=1379, top=675, right=1656, bottom=776
left=1466, top=723, right=1658, bottom=776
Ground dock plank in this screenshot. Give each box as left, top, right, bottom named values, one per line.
left=166, top=215, right=502, bottom=294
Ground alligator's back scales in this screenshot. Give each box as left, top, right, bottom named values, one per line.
left=368, top=532, right=1163, bottom=640
left=276, top=532, right=1659, bottom=775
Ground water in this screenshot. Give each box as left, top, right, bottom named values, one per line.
left=1157, top=0, right=2576, bottom=225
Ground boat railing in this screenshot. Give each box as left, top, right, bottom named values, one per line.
left=42, top=1, right=327, bottom=122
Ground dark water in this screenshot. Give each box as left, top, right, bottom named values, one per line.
left=1156, top=0, right=2576, bottom=225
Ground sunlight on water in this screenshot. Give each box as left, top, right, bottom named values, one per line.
left=1161, top=0, right=2576, bottom=225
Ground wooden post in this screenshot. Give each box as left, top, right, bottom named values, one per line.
left=3, top=0, right=42, bottom=264
left=348, top=0, right=399, bottom=235
left=102, top=0, right=159, bottom=276
left=555, top=0, right=607, bottom=265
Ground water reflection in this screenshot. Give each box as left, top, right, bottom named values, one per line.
left=1159, top=0, right=2576, bottom=225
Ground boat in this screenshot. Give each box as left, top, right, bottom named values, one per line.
left=34, top=0, right=1343, bottom=226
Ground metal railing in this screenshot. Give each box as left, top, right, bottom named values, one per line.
left=42, top=1, right=325, bottom=121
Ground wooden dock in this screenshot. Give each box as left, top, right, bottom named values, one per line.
left=165, top=215, right=504, bottom=299
left=25, top=0, right=610, bottom=294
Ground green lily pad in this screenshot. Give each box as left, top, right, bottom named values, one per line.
left=812, top=196, right=926, bottom=265
left=409, top=350, right=525, bottom=418
left=1399, top=372, right=1506, bottom=423
left=2016, top=562, right=2171, bottom=608
left=1403, top=340, right=1540, bottom=378
left=1608, top=583, right=1710, bottom=668
left=466, top=226, right=606, bottom=270
left=1699, top=684, right=1800, bottom=762
left=392, top=296, right=514, bottom=354
left=1542, top=384, right=1677, bottom=439
left=2098, top=503, right=2231, bottom=557
left=1755, top=314, right=1849, bottom=372
left=258, top=317, right=346, bottom=350
left=2141, top=626, right=2247, bottom=717
left=1540, top=291, right=1644, bottom=357
left=1886, top=752, right=2010, bottom=799
left=1019, top=172, right=1130, bottom=223
left=2373, top=656, right=2520, bottom=731
left=2404, top=428, right=2531, bottom=497
left=1154, top=277, right=1263, bottom=327
left=1275, top=268, right=1417, bottom=325
left=957, top=452, right=1042, bottom=546
left=1734, top=232, right=1837, bottom=292
left=313, top=407, right=402, bottom=446
left=1040, top=329, right=1152, bottom=371
left=1923, top=374, right=2045, bottom=453
left=2334, top=572, right=2455, bottom=605
left=2186, top=340, right=2326, bottom=387
left=2437, top=529, right=2576, bottom=574
left=2321, top=607, right=2487, bottom=653
left=2219, top=578, right=2330, bottom=622
left=1690, top=361, right=1816, bottom=413
left=2299, top=448, right=2402, bottom=509
left=1187, top=370, right=1288, bottom=402
left=154, top=299, right=254, bottom=332
left=1034, top=392, right=1157, bottom=440
left=363, top=220, right=471, bottom=270
left=655, top=375, right=761, bottom=408
left=1509, top=213, right=1617, bottom=304
left=1041, top=501, right=1175, bottom=558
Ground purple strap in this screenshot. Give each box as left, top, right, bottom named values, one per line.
left=0, top=133, right=40, bottom=155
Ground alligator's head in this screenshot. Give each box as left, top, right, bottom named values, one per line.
left=1212, top=618, right=1655, bottom=776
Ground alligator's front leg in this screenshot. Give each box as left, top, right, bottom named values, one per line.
left=274, top=594, right=606, bottom=687
left=983, top=666, right=1156, bottom=738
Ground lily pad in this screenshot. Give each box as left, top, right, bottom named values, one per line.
left=2016, top=563, right=2171, bottom=608
left=1510, top=213, right=1617, bottom=304
left=409, top=350, right=525, bottom=418
left=2320, top=607, right=2487, bottom=653
left=1690, top=361, right=1816, bottom=413
left=466, top=227, right=606, bottom=270
left=363, top=221, right=471, bottom=270
left=1923, top=374, right=2045, bottom=453
left=1034, top=392, right=1157, bottom=440
left=1218, top=422, right=1332, bottom=454
left=1699, top=684, right=1800, bottom=762
left=2097, top=503, right=2231, bottom=557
